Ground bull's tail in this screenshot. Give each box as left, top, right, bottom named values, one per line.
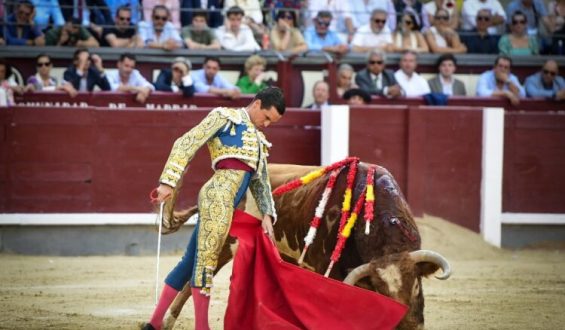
left=155, top=178, right=199, bottom=235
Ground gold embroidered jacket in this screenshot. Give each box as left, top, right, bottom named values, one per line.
left=159, top=107, right=277, bottom=218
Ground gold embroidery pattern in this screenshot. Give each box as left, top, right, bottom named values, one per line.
left=159, top=110, right=229, bottom=188
left=208, top=121, right=260, bottom=170
left=193, top=169, right=247, bottom=291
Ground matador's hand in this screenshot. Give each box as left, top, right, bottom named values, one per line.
left=262, top=215, right=275, bottom=243
left=153, top=184, right=173, bottom=203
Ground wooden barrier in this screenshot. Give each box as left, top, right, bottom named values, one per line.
left=1, top=105, right=564, bottom=233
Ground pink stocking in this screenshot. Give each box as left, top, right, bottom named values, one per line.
left=191, top=287, right=211, bottom=330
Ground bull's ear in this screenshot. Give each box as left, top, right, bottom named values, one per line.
left=415, top=262, right=441, bottom=278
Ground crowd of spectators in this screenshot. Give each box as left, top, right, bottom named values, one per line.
left=1, top=0, right=564, bottom=54
left=0, top=0, right=564, bottom=106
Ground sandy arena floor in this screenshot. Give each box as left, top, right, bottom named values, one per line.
left=1, top=215, right=564, bottom=330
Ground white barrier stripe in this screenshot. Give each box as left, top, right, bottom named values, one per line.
left=0, top=213, right=193, bottom=226
left=501, top=213, right=565, bottom=225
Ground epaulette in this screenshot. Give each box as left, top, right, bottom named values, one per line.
left=213, top=107, right=244, bottom=124
left=257, top=131, right=272, bottom=148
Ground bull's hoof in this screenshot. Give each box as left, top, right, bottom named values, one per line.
left=140, top=323, right=156, bottom=330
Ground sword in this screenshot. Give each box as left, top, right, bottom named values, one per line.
left=155, top=201, right=164, bottom=305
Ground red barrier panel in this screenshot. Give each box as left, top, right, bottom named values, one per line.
left=503, top=112, right=565, bottom=213
left=0, top=108, right=320, bottom=213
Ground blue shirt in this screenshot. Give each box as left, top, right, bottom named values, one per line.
left=191, top=69, right=237, bottom=93
left=476, top=70, right=526, bottom=97
left=303, top=27, right=343, bottom=51
left=31, top=0, right=65, bottom=30
left=138, top=21, right=183, bottom=47
left=5, top=14, right=43, bottom=45
left=524, top=71, right=565, bottom=98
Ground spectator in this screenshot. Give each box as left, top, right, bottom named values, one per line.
left=349, top=0, right=397, bottom=33
left=270, top=8, right=308, bottom=54
left=62, top=48, right=110, bottom=96
left=5, top=0, right=45, bottom=46
left=154, top=57, right=195, bottom=97
left=106, top=53, right=154, bottom=103
left=224, top=0, right=265, bottom=39
left=351, top=9, right=393, bottom=53
left=549, top=0, right=565, bottom=53
left=45, top=17, right=99, bottom=47
left=215, top=6, right=260, bottom=51
left=143, top=0, right=181, bottom=28
left=336, top=63, right=358, bottom=97
left=180, top=0, right=224, bottom=28
left=308, top=0, right=355, bottom=42
left=548, top=0, right=565, bottom=33
left=304, top=10, right=349, bottom=56
left=236, top=55, right=269, bottom=94
left=26, top=53, right=73, bottom=94
left=461, top=9, right=501, bottom=54
left=306, top=80, right=330, bottom=110
left=424, top=8, right=467, bottom=53
left=0, top=59, right=24, bottom=106
left=506, top=0, right=551, bottom=36
left=427, top=54, right=467, bottom=96
left=498, top=11, right=539, bottom=55
left=354, top=50, right=402, bottom=98
left=181, top=10, right=221, bottom=50
left=102, top=5, right=141, bottom=48
left=390, top=8, right=429, bottom=53
left=394, top=50, right=430, bottom=97
left=343, top=87, right=372, bottom=105
left=192, top=56, right=241, bottom=98
left=31, top=0, right=65, bottom=31
left=423, top=0, right=459, bottom=30
left=138, top=5, right=183, bottom=50
left=476, top=55, right=525, bottom=105
left=461, top=0, right=506, bottom=35
left=394, top=0, right=428, bottom=29
left=106, top=0, right=141, bottom=24
left=524, top=59, right=565, bottom=100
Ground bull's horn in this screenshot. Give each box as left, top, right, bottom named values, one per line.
left=343, top=263, right=372, bottom=285
left=409, top=250, right=452, bottom=280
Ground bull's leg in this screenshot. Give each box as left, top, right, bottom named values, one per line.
left=163, top=237, right=237, bottom=330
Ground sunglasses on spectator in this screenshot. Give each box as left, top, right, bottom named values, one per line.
left=37, top=62, right=51, bottom=67
left=282, top=14, right=293, bottom=20
left=543, top=69, right=557, bottom=76
left=369, top=60, right=384, bottom=65
left=477, top=16, right=491, bottom=21
left=316, top=19, right=330, bottom=27
left=153, top=15, right=168, bottom=21
left=118, top=16, right=131, bottom=22
left=372, top=18, right=386, bottom=24
left=512, top=19, right=526, bottom=25
left=172, top=66, right=184, bottom=72
left=435, top=16, right=449, bottom=21
left=403, top=20, right=413, bottom=25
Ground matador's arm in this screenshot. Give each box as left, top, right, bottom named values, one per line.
left=159, top=110, right=228, bottom=188
left=249, top=148, right=277, bottom=221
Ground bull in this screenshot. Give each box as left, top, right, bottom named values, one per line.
left=160, top=162, right=451, bottom=330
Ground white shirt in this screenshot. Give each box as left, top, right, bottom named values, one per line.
left=461, top=0, right=506, bottom=34
left=394, top=70, right=431, bottom=97
left=440, top=76, right=454, bottom=95
left=107, top=69, right=155, bottom=91
left=351, top=24, right=392, bottom=48
left=215, top=24, right=260, bottom=51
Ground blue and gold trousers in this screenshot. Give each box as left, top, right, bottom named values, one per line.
left=165, top=169, right=251, bottom=294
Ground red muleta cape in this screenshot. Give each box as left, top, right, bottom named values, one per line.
left=224, top=210, right=408, bottom=330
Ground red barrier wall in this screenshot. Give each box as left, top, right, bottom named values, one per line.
left=0, top=107, right=320, bottom=214
left=2, top=104, right=564, bottom=233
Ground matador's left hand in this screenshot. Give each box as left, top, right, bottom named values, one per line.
left=262, top=215, right=275, bottom=243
